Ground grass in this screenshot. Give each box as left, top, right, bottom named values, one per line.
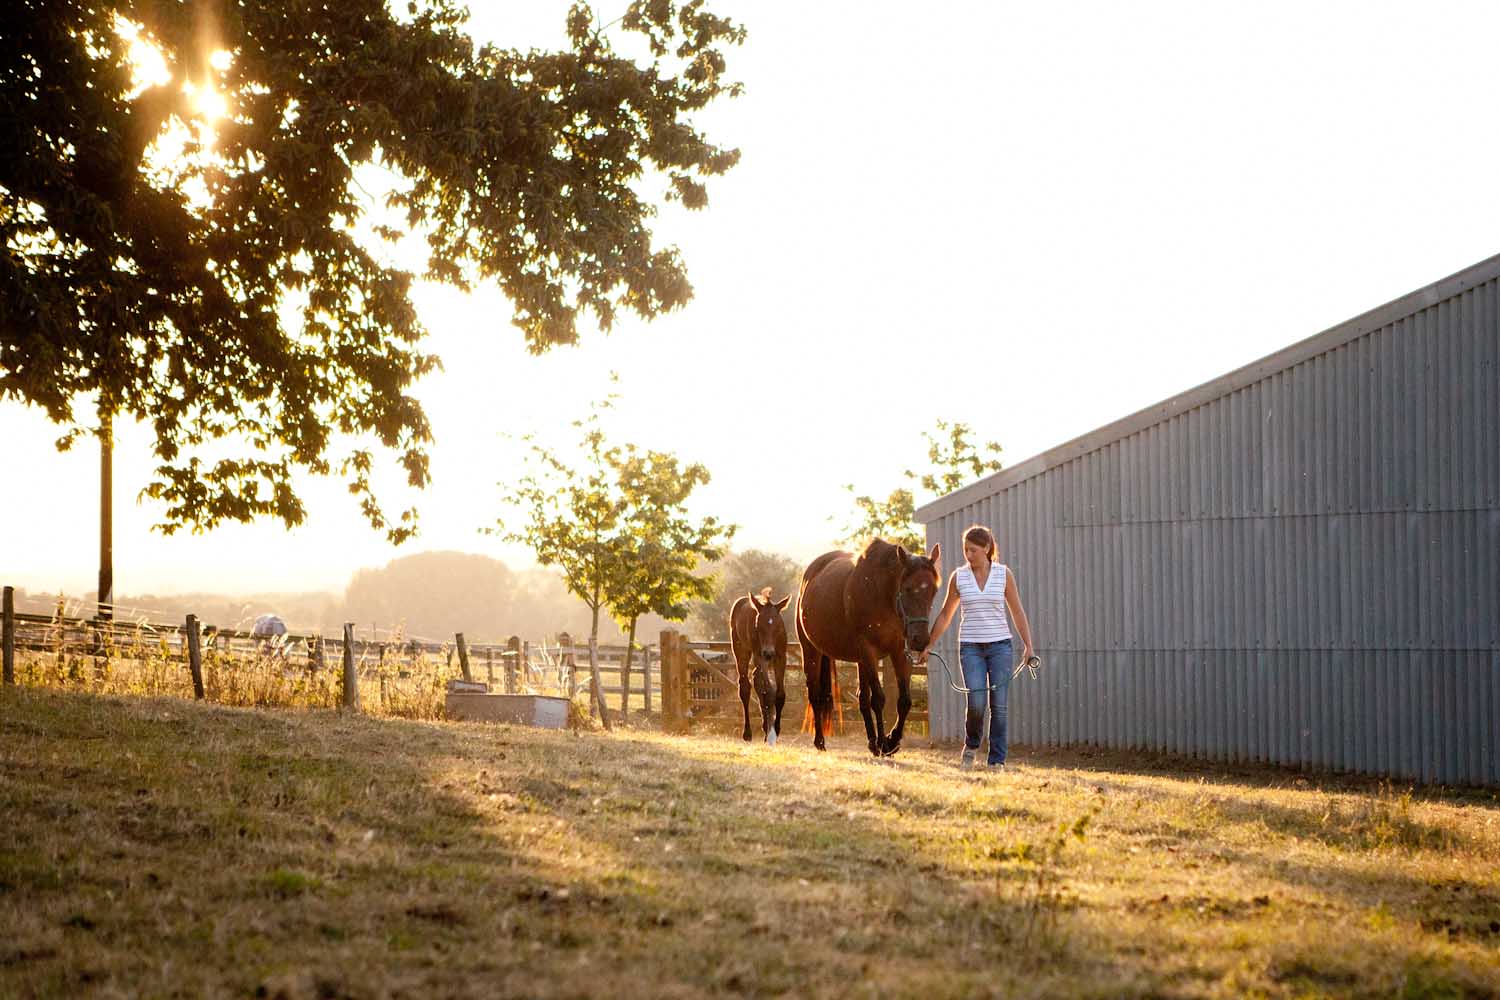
left=9, top=639, right=666, bottom=723
left=9, top=639, right=486, bottom=722
left=2, top=686, right=1498, bottom=999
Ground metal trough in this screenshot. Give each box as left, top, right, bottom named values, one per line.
left=444, top=680, right=569, bottom=728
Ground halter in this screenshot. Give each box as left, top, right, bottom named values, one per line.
left=893, top=588, right=929, bottom=644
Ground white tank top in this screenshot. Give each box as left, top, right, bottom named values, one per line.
left=956, top=562, right=1011, bottom=642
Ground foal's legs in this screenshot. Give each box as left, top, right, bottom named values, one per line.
left=772, top=660, right=787, bottom=740
left=738, top=665, right=754, bottom=742
left=731, top=640, right=753, bottom=742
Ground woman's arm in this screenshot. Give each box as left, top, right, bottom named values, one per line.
left=1005, top=568, right=1034, bottom=660
left=922, top=572, right=962, bottom=653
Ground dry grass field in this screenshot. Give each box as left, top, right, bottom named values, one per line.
left=2, top=686, right=1497, bottom=999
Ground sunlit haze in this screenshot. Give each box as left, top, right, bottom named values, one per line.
left=6, top=1, right=1500, bottom=602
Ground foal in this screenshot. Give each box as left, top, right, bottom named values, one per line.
left=728, top=589, right=790, bottom=744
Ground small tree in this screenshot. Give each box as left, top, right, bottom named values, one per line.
left=839, top=420, right=1003, bottom=549
left=606, top=448, right=734, bottom=715
left=494, top=401, right=626, bottom=728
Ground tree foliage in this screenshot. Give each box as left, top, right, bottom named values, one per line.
left=687, top=548, right=801, bottom=639
left=607, top=447, right=733, bottom=633
left=839, top=420, right=1002, bottom=550
left=1, top=0, right=744, bottom=540
left=494, top=401, right=622, bottom=639
left=605, top=445, right=732, bottom=713
left=494, top=399, right=625, bottom=722
left=494, top=392, right=730, bottom=718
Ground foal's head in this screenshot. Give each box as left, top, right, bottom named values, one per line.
left=746, top=588, right=790, bottom=665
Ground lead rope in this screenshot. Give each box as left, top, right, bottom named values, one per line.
left=913, top=648, right=1043, bottom=694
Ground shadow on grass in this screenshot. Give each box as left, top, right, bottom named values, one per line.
left=3, top=687, right=1497, bottom=999
left=1009, top=741, right=1500, bottom=807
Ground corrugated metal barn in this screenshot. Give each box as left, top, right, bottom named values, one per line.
left=914, top=253, right=1499, bottom=786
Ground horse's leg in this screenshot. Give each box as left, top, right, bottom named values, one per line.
left=818, top=654, right=835, bottom=735
left=881, top=656, right=914, bottom=756
left=855, top=653, right=884, bottom=757
left=797, top=619, right=828, bottom=751
left=815, top=652, right=837, bottom=750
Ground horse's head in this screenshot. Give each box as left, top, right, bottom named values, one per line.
left=893, top=543, right=942, bottom=652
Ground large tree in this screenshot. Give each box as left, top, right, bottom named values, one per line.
left=1, top=0, right=744, bottom=542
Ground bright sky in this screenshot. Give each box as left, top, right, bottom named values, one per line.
left=6, top=0, right=1500, bottom=601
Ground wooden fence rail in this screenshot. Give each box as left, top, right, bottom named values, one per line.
left=656, top=630, right=930, bottom=738
left=3, top=595, right=931, bottom=737
left=1, top=599, right=659, bottom=717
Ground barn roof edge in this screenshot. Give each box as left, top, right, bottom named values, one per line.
left=915, top=249, right=1500, bottom=523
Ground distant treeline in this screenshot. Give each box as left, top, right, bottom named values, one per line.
left=16, top=548, right=809, bottom=645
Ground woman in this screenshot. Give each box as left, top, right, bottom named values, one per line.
left=925, top=524, right=1034, bottom=770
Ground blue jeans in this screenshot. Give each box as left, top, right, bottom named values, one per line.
left=960, top=639, right=1013, bottom=764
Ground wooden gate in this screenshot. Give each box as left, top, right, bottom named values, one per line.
left=658, top=630, right=928, bottom=738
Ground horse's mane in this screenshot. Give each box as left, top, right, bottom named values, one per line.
left=855, top=537, right=905, bottom=568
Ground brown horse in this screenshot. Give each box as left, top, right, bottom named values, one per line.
left=729, top=589, right=791, bottom=744
left=796, top=539, right=941, bottom=755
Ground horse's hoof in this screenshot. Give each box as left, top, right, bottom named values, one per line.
left=766, top=729, right=778, bottom=747
left=867, top=741, right=881, bottom=757
left=814, top=738, right=826, bottom=751
left=741, top=730, right=752, bottom=743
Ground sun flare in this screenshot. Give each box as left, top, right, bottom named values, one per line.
left=185, top=79, right=229, bottom=123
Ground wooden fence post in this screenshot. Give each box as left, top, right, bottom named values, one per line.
left=485, top=647, right=495, bottom=687
left=342, top=622, right=359, bottom=711
left=642, top=644, right=653, bottom=717
left=522, top=641, right=532, bottom=693
left=559, top=632, right=575, bottom=699
left=185, top=614, right=205, bottom=700
left=659, top=630, right=681, bottom=733
left=506, top=635, right=522, bottom=694
left=454, top=632, right=473, bottom=683
left=3, top=586, right=15, bottom=686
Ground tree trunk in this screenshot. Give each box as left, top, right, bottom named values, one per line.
left=620, top=617, right=638, bottom=718
left=98, top=405, right=113, bottom=624
left=588, top=602, right=612, bottom=730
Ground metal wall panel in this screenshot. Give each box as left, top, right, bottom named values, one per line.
left=917, top=258, right=1500, bottom=787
